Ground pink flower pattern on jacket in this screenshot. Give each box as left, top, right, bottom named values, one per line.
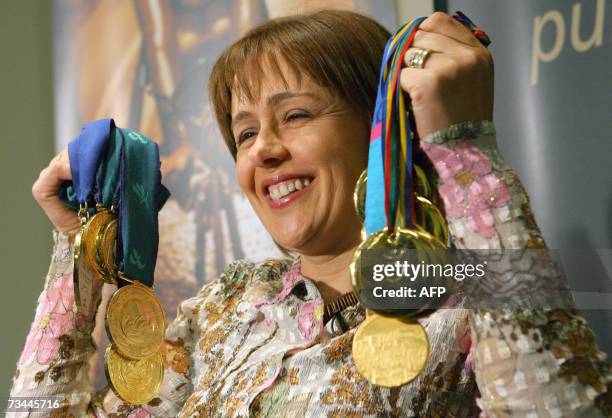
left=253, top=263, right=325, bottom=340
left=297, top=298, right=324, bottom=339
left=19, top=274, right=75, bottom=366
left=421, top=140, right=511, bottom=238
left=252, top=265, right=302, bottom=309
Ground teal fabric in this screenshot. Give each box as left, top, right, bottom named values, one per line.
left=116, top=128, right=169, bottom=286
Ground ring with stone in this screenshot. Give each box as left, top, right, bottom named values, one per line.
left=405, top=47, right=432, bottom=69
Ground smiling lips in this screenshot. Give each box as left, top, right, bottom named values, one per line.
left=264, top=176, right=314, bottom=207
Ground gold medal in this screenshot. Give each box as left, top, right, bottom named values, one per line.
left=351, top=227, right=451, bottom=320
left=105, top=281, right=166, bottom=359
left=81, top=208, right=116, bottom=284
left=351, top=227, right=445, bottom=290
left=105, top=346, right=163, bottom=404
left=354, top=169, right=367, bottom=224
left=413, top=164, right=445, bottom=209
left=352, top=312, right=429, bottom=387
left=413, top=195, right=449, bottom=246
left=413, top=164, right=432, bottom=200
left=95, top=217, right=118, bottom=282
left=74, top=215, right=93, bottom=315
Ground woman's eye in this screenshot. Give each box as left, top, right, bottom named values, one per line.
left=237, top=131, right=256, bottom=146
left=286, top=111, right=310, bottom=122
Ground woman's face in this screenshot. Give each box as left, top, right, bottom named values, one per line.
left=231, top=60, right=369, bottom=255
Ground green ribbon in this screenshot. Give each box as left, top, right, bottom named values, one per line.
left=97, top=127, right=123, bottom=208
left=117, top=128, right=169, bottom=287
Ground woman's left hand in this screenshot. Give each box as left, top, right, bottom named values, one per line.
left=400, top=12, right=494, bottom=139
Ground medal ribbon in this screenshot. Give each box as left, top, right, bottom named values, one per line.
left=365, top=19, right=423, bottom=236
left=60, top=120, right=170, bottom=288
left=95, top=127, right=124, bottom=209
left=116, top=128, right=169, bottom=287
left=364, top=12, right=491, bottom=236
left=386, top=21, right=420, bottom=232
left=60, top=119, right=115, bottom=211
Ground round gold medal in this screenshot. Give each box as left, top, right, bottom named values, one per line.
left=353, top=169, right=367, bottom=224
left=413, top=164, right=432, bottom=200
left=351, top=227, right=445, bottom=288
left=106, top=282, right=165, bottom=359
left=413, top=195, right=449, bottom=246
left=351, top=227, right=450, bottom=319
left=95, top=217, right=118, bottom=282
left=105, top=346, right=163, bottom=404
left=352, top=313, right=429, bottom=387
left=81, top=209, right=116, bottom=283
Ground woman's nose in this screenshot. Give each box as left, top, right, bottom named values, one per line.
left=248, top=127, right=288, bottom=167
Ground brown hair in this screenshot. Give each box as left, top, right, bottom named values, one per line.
left=208, top=9, right=390, bottom=159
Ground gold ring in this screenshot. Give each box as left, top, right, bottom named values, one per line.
left=405, top=47, right=431, bottom=69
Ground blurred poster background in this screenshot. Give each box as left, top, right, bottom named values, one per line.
left=52, top=0, right=396, bottom=388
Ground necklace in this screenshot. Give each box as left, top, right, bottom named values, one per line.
left=323, top=291, right=359, bottom=324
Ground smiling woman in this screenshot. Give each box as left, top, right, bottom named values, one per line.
left=11, top=8, right=612, bottom=418
left=230, top=65, right=369, bottom=268
left=208, top=11, right=387, bottom=299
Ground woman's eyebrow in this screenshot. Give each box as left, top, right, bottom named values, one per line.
left=231, top=92, right=321, bottom=129
left=267, top=91, right=320, bottom=107
left=231, top=111, right=252, bottom=130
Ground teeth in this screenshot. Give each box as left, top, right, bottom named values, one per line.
left=268, top=178, right=312, bottom=201
left=279, top=184, right=289, bottom=197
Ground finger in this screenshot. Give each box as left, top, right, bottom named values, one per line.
left=38, top=197, right=81, bottom=234
left=403, top=50, right=455, bottom=72
left=54, top=160, right=72, bottom=181
left=420, top=12, right=480, bottom=48
left=35, top=161, right=72, bottom=194
left=49, top=154, right=60, bottom=166
left=48, top=148, right=68, bottom=166
left=411, top=29, right=472, bottom=56
left=400, top=66, right=440, bottom=104
left=42, top=158, right=72, bottom=179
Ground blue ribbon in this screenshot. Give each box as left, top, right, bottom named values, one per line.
left=68, top=119, right=115, bottom=206
left=364, top=18, right=423, bottom=236
left=60, top=119, right=115, bottom=210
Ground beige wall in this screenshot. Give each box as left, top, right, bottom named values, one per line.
left=0, top=1, right=54, bottom=398
left=395, top=0, right=434, bottom=24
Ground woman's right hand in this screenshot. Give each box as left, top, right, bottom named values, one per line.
left=32, top=148, right=81, bottom=235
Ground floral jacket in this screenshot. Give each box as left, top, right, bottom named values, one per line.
left=9, top=122, right=612, bottom=417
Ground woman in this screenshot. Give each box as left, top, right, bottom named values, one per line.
left=14, top=9, right=611, bottom=417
